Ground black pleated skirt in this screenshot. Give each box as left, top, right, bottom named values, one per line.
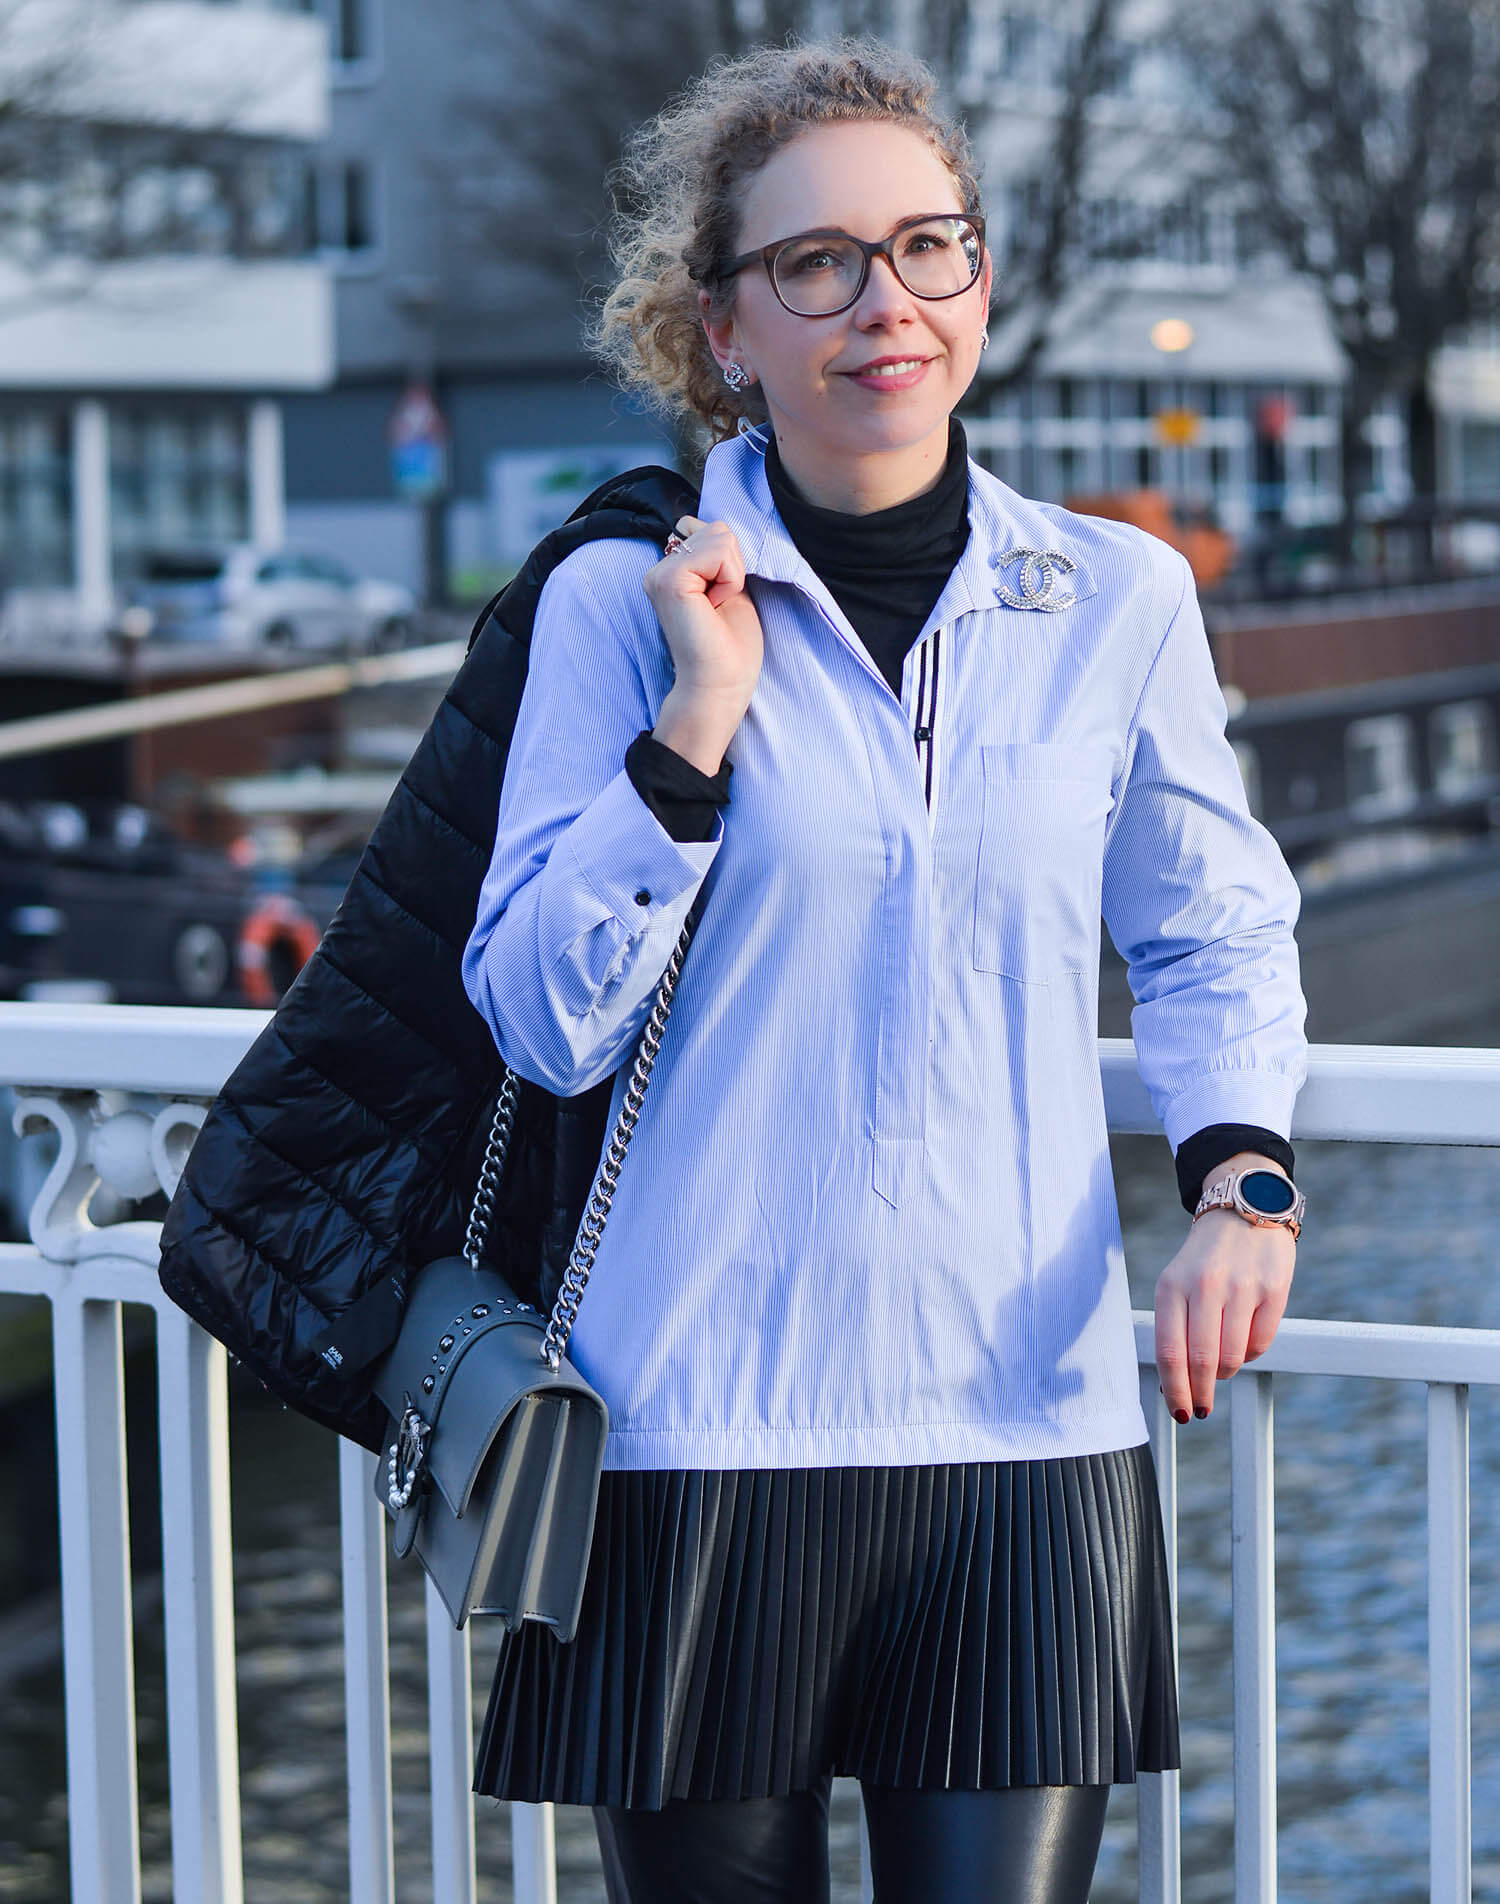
left=472, top=1442, right=1180, bottom=1811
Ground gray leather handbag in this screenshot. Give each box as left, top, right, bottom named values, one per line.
left=370, top=917, right=694, bottom=1636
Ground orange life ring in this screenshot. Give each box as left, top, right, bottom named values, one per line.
left=238, top=894, right=321, bottom=1006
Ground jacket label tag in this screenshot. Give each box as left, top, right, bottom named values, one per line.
left=311, top=1273, right=409, bottom=1383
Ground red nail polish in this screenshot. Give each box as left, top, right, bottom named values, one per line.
left=1194, top=1406, right=1210, bottom=1419
left=1173, top=1408, right=1190, bottom=1425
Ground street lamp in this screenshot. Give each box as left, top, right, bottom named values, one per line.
left=109, top=603, right=155, bottom=805
left=1149, top=319, right=1200, bottom=495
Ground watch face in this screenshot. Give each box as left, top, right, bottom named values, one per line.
left=1239, top=1170, right=1297, bottom=1216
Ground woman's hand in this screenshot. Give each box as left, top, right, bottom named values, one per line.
left=1154, top=1197, right=1295, bottom=1424
left=643, top=515, right=764, bottom=775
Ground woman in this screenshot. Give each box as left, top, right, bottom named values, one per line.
left=460, top=37, right=1308, bottom=1904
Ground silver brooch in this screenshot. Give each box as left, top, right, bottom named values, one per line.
left=992, top=548, right=1079, bottom=612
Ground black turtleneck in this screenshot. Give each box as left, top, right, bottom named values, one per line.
left=764, top=416, right=972, bottom=698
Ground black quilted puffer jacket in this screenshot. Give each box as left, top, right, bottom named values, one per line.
left=157, top=466, right=698, bottom=1456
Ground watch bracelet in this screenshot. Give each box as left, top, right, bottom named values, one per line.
left=1192, top=1165, right=1303, bottom=1236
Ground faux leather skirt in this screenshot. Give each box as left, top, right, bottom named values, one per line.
left=472, top=1442, right=1180, bottom=1811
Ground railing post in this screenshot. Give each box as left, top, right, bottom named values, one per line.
left=1427, top=1381, right=1471, bottom=1904
left=426, top=1577, right=477, bottom=1903
left=52, top=1290, right=142, bottom=1904
left=340, top=1440, right=395, bottom=1904
left=512, top=1802, right=559, bottom=1904
left=1230, top=1370, right=1276, bottom=1904
left=1138, top=1374, right=1182, bottom=1904
left=154, top=1300, right=244, bottom=1904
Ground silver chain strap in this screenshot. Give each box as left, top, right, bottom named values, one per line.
left=463, top=1069, right=521, bottom=1271
left=461, top=915, right=696, bottom=1371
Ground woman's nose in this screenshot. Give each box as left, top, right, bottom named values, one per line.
left=853, top=252, right=919, bottom=324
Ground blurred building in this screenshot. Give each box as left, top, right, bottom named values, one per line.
left=7, top=0, right=1474, bottom=617
left=956, top=8, right=1428, bottom=538
left=277, top=0, right=1500, bottom=602
left=278, top=0, right=672, bottom=607
left=0, top=0, right=333, bottom=640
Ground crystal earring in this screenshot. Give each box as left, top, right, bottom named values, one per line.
left=723, top=362, right=752, bottom=391
left=981, top=328, right=991, bottom=352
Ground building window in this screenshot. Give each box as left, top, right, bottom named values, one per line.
left=341, top=163, right=371, bottom=251
left=1458, top=420, right=1500, bottom=496
left=1344, top=714, right=1417, bottom=815
left=1429, top=701, right=1497, bottom=799
left=0, top=409, right=72, bottom=589
left=307, top=160, right=377, bottom=256
left=334, top=0, right=367, bottom=60
left=109, top=407, right=248, bottom=579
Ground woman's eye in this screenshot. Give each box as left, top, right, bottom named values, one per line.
left=786, top=247, right=838, bottom=274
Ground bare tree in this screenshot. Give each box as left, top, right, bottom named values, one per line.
left=444, top=0, right=1131, bottom=440
left=444, top=0, right=737, bottom=332
left=1172, top=0, right=1500, bottom=537
left=978, top=0, right=1134, bottom=391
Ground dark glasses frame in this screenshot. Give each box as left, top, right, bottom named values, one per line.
left=716, top=211, right=987, bottom=317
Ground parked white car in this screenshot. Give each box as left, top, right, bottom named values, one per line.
left=125, top=546, right=417, bottom=653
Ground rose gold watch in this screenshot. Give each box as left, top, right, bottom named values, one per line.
left=1192, top=1166, right=1305, bottom=1239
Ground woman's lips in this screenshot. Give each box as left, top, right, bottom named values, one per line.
left=841, top=357, right=933, bottom=391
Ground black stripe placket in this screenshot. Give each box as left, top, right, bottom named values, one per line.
left=912, top=630, right=940, bottom=813
left=913, top=639, right=931, bottom=802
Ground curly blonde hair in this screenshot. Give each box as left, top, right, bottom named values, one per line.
left=589, top=37, right=984, bottom=448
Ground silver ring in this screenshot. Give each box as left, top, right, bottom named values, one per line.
left=663, top=532, right=690, bottom=556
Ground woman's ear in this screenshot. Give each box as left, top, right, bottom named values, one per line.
left=699, top=288, right=745, bottom=380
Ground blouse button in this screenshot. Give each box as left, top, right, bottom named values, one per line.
left=633, top=888, right=651, bottom=906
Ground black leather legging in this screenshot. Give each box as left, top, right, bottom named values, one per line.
left=593, top=1777, right=1111, bottom=1903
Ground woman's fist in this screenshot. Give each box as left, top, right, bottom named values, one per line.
left=643, top=515, right=764, bottom=708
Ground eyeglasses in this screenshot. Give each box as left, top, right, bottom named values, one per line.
left=717, top=212, right=986, bottom=318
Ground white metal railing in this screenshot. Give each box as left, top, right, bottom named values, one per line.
left=1, top=1002, right=1497, bottom=1904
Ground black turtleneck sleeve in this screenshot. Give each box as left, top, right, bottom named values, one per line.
left=1173, top=1126, right=1297, bottom=1216
left=625, top=730, right=732, bottom=844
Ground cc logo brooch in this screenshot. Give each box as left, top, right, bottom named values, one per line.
left=992, top=547, right=1080, bottom=613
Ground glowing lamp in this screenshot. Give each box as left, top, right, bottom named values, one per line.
left=1149, top=318, right=1195, bottom=353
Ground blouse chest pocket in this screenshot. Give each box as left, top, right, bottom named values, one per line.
left=972, top=741, right=1118, bottom=980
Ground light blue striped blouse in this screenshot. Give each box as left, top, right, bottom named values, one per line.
left=462, top=430, right=1308, bottom=1471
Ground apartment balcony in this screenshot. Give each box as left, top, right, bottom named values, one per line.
left=0, top=1005, right=1496, bottom=1901
left=0, top=0, right=328, bottom=143
left=0, top=0, right=332, bottom=393
left=0, top=253, right=333, bottom=390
